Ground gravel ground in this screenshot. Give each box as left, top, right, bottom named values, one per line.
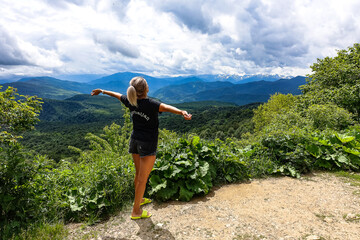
left=67, top=172, right=360, bottom=240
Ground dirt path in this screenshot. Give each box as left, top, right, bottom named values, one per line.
left=67, top=172, right=360, bottom=240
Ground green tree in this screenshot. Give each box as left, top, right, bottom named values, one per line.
left=252, top=93, right=298, bottom=132
left=0, top=86, right=42, bottom=144
left=301, top=43, right=360, bottom=120
left=0, top=86, right=42, bottom=237
left=306, top=103, right=353, bottom=130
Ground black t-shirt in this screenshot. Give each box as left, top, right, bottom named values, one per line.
left=120, top=95, right=161, bottom=142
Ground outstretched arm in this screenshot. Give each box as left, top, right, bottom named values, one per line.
left=159, top=103, right=192, bottom=120
left=91, top=89, right=122, bottom=100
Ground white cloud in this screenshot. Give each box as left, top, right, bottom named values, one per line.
left=0, top=24, right=62, bottom=68
left=0, top=0, right=359, bottom=79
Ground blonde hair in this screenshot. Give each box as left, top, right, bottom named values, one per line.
left=127, top=76, right=148, bottom=107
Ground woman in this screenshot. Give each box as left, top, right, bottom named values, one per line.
left=91, top=76, right=192, bottom=220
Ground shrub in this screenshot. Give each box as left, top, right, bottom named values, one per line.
left=258, top=129, right=313, bottom=178
left=306, top=103, right=353, bottom=130
left=253, top=93, right=298, bottom=132
left=148, top=132, right=249, bottom=202
left=52, top=111, right=134, bottom=222
left=0, top=86, right=42, bottom=237
left=247, top=126, right=360, bottom=178
left=0, top=143, right=37, bottom=237
left=306, top=127, right=360, bottom=171
left=149, top=135, right=216, bottom=202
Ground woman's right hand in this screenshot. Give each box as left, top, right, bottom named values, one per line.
left=91, top=89, right=103, bottom=96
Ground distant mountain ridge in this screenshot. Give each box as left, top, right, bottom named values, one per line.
left=153, top=76, right=306, bottom=105
left=1, top=77, right=85, bottom=100
left=0, top=72, right=306, bottom=105
left=153, top=81, right=234, bottom=102
left=195, top=74, right=292, bottom=83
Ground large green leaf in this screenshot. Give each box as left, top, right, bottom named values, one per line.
left=225, top=175, right=233, bottom=182
left=189, top=170, right=198, bottom=179
left=179, top=185, right=194, bottom=201
left=185, top=179, right=204, bottom=194
left=155, top=164, right=170, bottom=171
left=192, top=136, right=200, bottom=148
left=336, top=133, right=355, bottom=144
left=174, top=160, right=192, bottom=167
left=169, top=165, right=182, bottom=179
left=155, top=181, right=179, bottom=201
left=148, top=175, right=167, bottom=194
left=342, top=146, right=360, bottom=156
left=337, top=155, right=349, bottom=163
left=287, top=166, right=300, bottom=178
left=70, top=203, right=83, bottom=212
left=315, top=159, right=333, bottom=169
left=305, top=143, right=322, bottom=158
left=199, top=161, right=209, bottom=177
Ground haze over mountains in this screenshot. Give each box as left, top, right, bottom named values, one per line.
left=0, top=72, right=306, bottom=105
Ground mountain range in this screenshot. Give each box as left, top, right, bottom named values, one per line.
left=153, top=76, right=306, bottom=105
left=0, top=72, right=307, bottom=105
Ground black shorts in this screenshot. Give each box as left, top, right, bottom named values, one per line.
left=129, top=138, right=158, bottom=157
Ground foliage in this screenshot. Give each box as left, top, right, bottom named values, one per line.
left=300, top=43, right=360, bottom=119
left=148, top=124, right=360, bottom=200
left=306, top=103, right=354, bottom=130
left=245, top=126, right=360, bottom=178
left=253, top=93, right=354, bottom=134
left=11, top=222, right=68, bottom=240
left=21, top=101, right=257, bottom=161
left=149, top=134, right=216, bottom=202
left=212, top=138, right=249, bottom=183
left=19, top=94, right=125, bottom=161
left=37, top=109, right=134, bottom=222
left=160, top=102, right=258, bottom=140
left=0, top=86, right=42, bottom=143
left=0, top=86, right=42, bottom=237
left=148, top=132, right=249, bottom=202
left=0, top=103, right=134, bottom=239
left=257, top=129, right=314, bottom=178
left=0, top=143, right=37, bottom=238
left=253, top=93, right=298, bottom=132
left=307, top=127, right=360, bottom=170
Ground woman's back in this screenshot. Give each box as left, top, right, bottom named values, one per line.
left=120, top=95, right=161, bottom=142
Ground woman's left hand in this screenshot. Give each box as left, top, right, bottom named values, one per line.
left=182, top=111, right=192, bottom=120
left=91, top=89, right=103, bottom=96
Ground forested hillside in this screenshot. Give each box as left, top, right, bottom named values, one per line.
left=1, top=77, right=84, bottom=100
left=21, top=95, right=257, bottom=161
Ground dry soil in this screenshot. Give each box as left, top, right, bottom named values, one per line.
left=67, top=172, right=360, bottom=240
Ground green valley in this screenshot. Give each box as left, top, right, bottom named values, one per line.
left=21, top=94, right=257, bottom=161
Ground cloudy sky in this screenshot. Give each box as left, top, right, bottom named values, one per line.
left=0, top=0, right=359, bottom=79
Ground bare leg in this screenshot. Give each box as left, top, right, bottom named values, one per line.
left=132, top=154, right=147, bottom=205
left=132, top=154, right=141, bottom=195
left=131, top=155, right=156, bottom=217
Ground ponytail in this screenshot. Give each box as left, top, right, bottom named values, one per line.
left=127, top=85, right=138, bottom=107
left=127, top=76, right=148, bottom=107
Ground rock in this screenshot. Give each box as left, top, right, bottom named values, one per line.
left=345, top=213, right=357, bottom=221
left=154, top=223, right=164, bottom=230
left=324, top=217, right=333, bottom=223
left=306, top=235, right=321, bottom=240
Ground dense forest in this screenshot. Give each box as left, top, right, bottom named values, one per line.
left=1, top=43, right=360, bottom=239
left=20, top=96, right=258, bottom=161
